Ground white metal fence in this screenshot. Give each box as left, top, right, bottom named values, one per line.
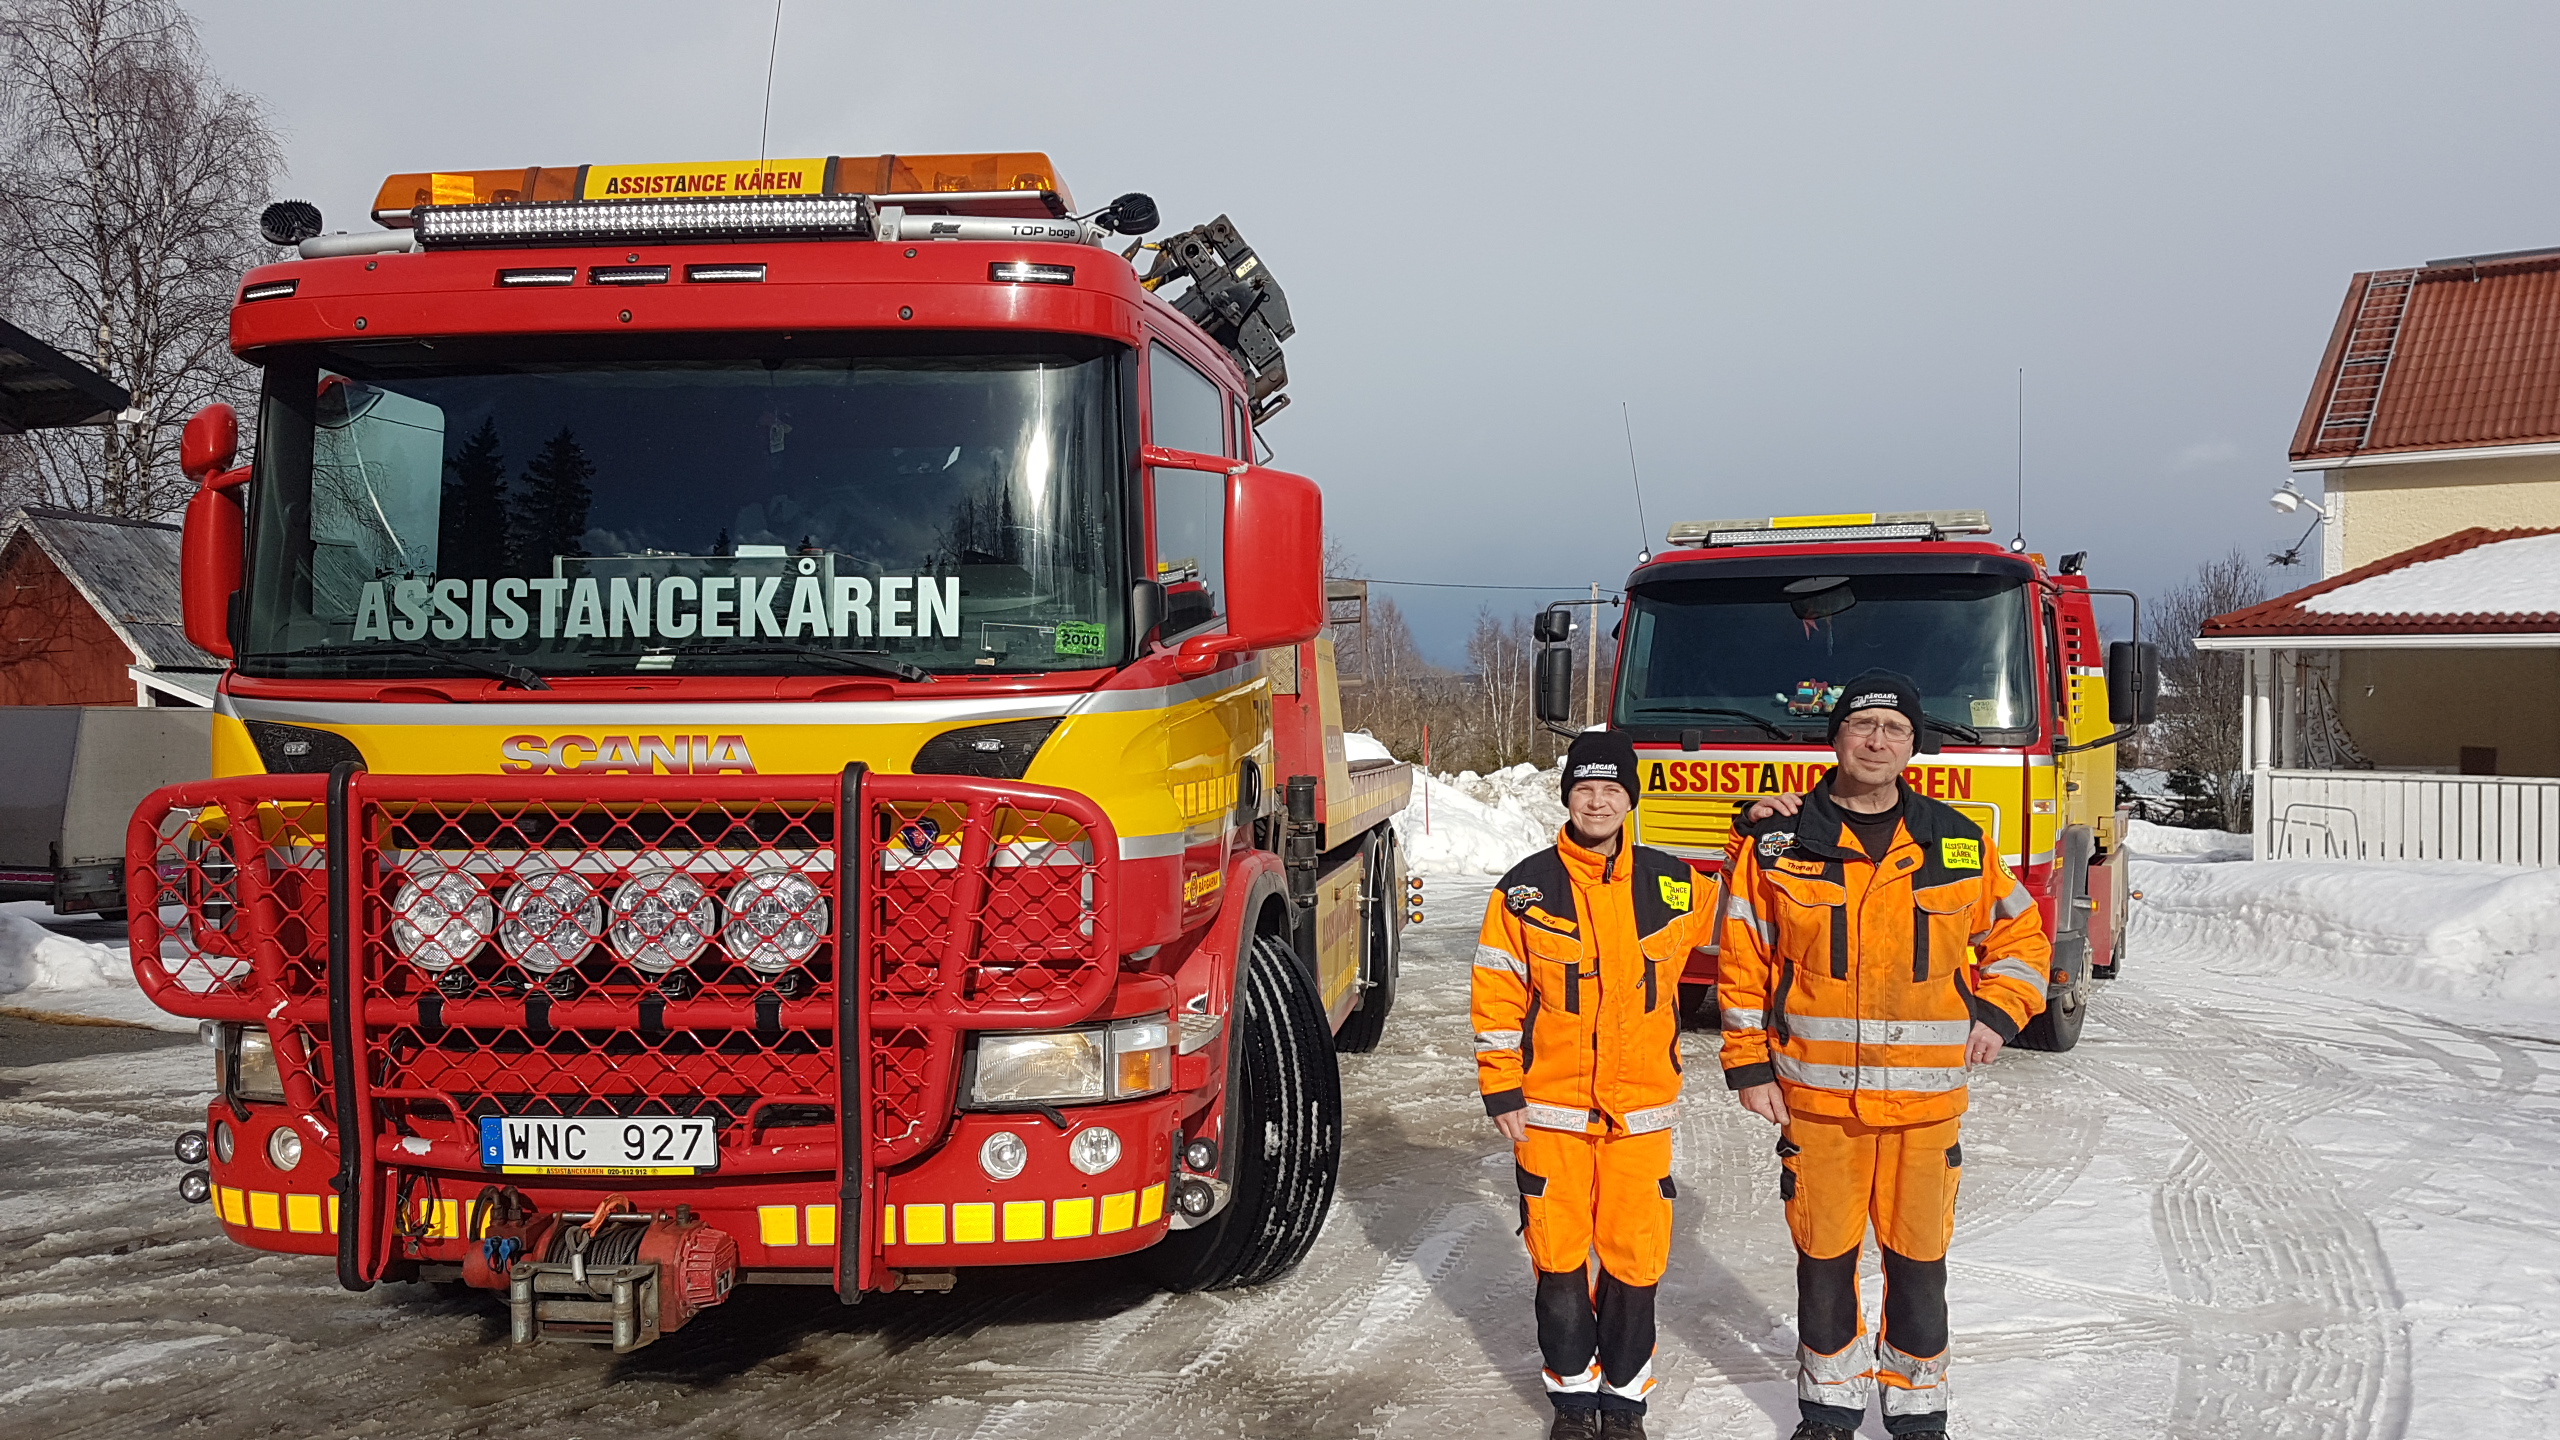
left=2253, top=767, right=2560, bottom=866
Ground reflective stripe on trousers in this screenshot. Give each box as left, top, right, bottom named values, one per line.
left=1877, top=1338, right=1950, bottom=1416
left=1798, top=1333, right=1874, bottom=1411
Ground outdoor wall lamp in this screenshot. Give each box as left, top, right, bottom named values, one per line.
left=2269, top=478, right=2329, bottom=518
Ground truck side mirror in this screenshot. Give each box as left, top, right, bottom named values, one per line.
left=1141, top=447, right=1323, bottom=675
left=2107, top=640, right=2159, bottom=726
left=180, top=404, right=249, bottom=661
left=180, top=403, right=237, bottom=480
left=1532, top=608, right=1572, bottom=644
left=1535, top=646, right=1574, bottom=724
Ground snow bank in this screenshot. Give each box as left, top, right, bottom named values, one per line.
left=1390, top=761, right=1565, bottom=877
left=0, top=912, right=118, bottom=996
left=1342, top=730, right=1394, bottom=764
left=2134, top=853, right=2560, bottom=1008
left=2123, top=818, right=2251, bottom=862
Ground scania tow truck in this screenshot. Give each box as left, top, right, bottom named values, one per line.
left=1533, top=510, right=2156, bottom=1052
left=134, top=150, right=1412, bottom=1350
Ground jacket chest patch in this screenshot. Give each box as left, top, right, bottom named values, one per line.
left=1657, top=876, right=1692, bottom=910
left=1939, top=837, right=1980, bottom=870
left=1505, top=884, right=1544, bottom=913
left=1775, top=855, right=1827, bottom=877
left=1525, top=905, right=1578, bottom=936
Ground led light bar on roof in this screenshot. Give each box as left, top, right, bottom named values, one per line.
left=1666, top=509, right=1993, bottom=548
left=414, top=195, right=875, bottom=249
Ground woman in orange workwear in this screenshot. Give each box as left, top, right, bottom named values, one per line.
left=1720, top=671, right=2050, bottom=1440
left=1473, top=730, right=1719, bottom=1440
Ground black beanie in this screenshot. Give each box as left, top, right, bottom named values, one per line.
left=1561, top=730, right=1642, bottom=808
left=1826, top=670, right=1940, bottom=755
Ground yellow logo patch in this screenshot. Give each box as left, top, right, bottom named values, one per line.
left=1658, top=876, right=1692, bottom=910
left=1940, top=837, right=1981, bottom=870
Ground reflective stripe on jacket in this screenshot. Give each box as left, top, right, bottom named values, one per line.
left=1473, top=826, right=1719, bottom=1132
left=1717, top=772, right=2051, bottom=1126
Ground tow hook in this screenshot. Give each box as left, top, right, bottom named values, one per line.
left=484, top=1196, right=740, bottom=1353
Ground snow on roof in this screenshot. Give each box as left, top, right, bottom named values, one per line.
left=2202, top=525, right=2560, bottom=642
left=2300, top=531, right=2560, bottom=615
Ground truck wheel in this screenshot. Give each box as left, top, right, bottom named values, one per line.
left=1143, top=934, right=1342, bottom=1291
left=1678, top=982, right=1718, bottom=1032
left=1332, top=833, right=1400, bottom=1054
left=2015, top=978, right=2087, bottom=1052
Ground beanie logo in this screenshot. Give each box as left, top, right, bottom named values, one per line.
left=1572, top=762, right=1621, bottom=780
left=1505, top=885, right=1544, bottom=913
left=1845, top=691, right=1900, bottom=712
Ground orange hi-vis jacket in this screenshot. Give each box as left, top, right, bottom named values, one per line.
left=1474, top=827, right=1721, bottom=1134
left=1718, top=775, right=2051, bottom=1127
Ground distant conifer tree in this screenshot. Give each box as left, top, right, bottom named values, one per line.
left=509, top=428, right=595, bottom=574
left=438, top=418, right=510, bottom=578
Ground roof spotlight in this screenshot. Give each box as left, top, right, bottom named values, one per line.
left=259, top=199, right=324, bottom=247
left=1093, top=192, right=1159, bottom=236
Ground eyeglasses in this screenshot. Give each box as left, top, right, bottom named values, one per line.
left=1838, top=716, right=1916, bottom=743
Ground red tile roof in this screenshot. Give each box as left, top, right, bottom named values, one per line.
left=2201, top=526, right=2560, bottom=639
left=2291, top=248, right=2560, bottom=462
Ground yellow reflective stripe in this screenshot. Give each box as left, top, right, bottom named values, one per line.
left=1100, top=1191, right=1137, bottom=1233
left=1138, top=1183, right=1165, bottom=1225
left=759, top=1205, right=799, bottom=1246
left=285, top=1193, right=325, bottom=1234
left=1052, top=1196, right=1095, bottom=1239
left=248, top=1191, right=282, bottom=1231
left=953, top=1203, right=996, bottom=1243
left=805, top=1204, right=837, bottom=1246
left=902, top=1203, right=947, bottom=1245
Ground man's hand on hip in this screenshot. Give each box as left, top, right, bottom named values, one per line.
left=1966, top=1022, right=2006, bottom=1066
left=1737, top=1082, right=1790, bottom=1126
left=1493, top=1110, right=1527, bottom=1144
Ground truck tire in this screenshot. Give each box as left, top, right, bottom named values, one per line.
left=1332, top=832, right=1400, bottom=1054
left=1678, top=982, right=1718, bottom=1032
left=1143, top=934, right=1342, bottom=1291
left=2015, top=977, right=2087, bottom=1052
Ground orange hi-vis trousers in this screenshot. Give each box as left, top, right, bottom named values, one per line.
left=1515, top=1126, right=1673, bottom=1412
left=1780, top=1112, right=1961, bottom=1432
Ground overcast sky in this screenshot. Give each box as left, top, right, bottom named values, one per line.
left=191, top=0, right=2560, bottom=661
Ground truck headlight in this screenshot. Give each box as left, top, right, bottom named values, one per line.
left=389, top=866, right=494, bottom=972
left=971, top=1029, right=1105, bottom=1105
left=723, top=869, right=827, bottom=974
left=965, top=1013, right=1174, bottom=1108
left=234, top=1026, right=286, bottom=1104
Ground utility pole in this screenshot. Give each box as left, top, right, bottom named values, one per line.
left=1582, top=582, right=1599, bottom=730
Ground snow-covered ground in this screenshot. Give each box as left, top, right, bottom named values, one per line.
left=0, top=901, right=187, bottom=1033
left=2, top=789, right=2556, bottom=1437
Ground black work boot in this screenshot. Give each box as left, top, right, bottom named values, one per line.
left=1548, top=1408, right=1603, bottom=1439
left=1598, top=1411, right=1648, bottom=1438
left=1788, top=1424, right=1858, bottom=1440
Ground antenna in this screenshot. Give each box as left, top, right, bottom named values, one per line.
left=756, top=0, right=785, bottom=168
left=2009, top=367, right=2028, bottom=554
left=1621, top=402, right=1653, bottom=563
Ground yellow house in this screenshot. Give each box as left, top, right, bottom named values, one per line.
left=2199, top=248, right=2560, bottom=863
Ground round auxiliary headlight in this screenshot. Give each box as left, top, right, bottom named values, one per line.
left=497, top=863, right=603, bottom=974
left=1068, top=1126, right=1122, bottom=1176
left=389, top=864, right=495, bottom=972
left=212, top=1120, right=235, bottom=1164
left=723, top=869, right=828, bottom=974
left=608, top=869, right=718, bottom=973
left=176, top=1170, right=212, bottom=1205
left=267, top=1125, right=303, bottom=1171
left=979, top=1129, right=1028, bottom=1182
left=175, top=1129, right=209, bottom=1166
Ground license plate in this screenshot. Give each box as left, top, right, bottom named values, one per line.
left=477, top=1115, right=719, bottom=1175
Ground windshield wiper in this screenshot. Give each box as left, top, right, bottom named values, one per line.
left=1636, top=706, right=1797, bottom=741
left=659, top=643, right=935, bottom=684
left=1923, top=713, right=1983, bottom=744
left=252, top=644, right=551, bottom=691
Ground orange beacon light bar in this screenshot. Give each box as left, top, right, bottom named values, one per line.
left=370, top=153, right=1070, bottom=227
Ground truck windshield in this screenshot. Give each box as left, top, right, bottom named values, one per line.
left=239, top=335, right=1128, bottom=680
left=1615, top=571, right=2038, bottom=745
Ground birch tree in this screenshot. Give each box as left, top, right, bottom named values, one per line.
left=0, top=0, right=278, bottom=518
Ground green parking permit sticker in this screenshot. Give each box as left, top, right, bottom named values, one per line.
left=1054, top=622, right=1106, bottom=657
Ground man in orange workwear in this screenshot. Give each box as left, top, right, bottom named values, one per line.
left=1720, top=670, right=2050, bottom=1440
left=1474, top=730, right=1719, bottom=1440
